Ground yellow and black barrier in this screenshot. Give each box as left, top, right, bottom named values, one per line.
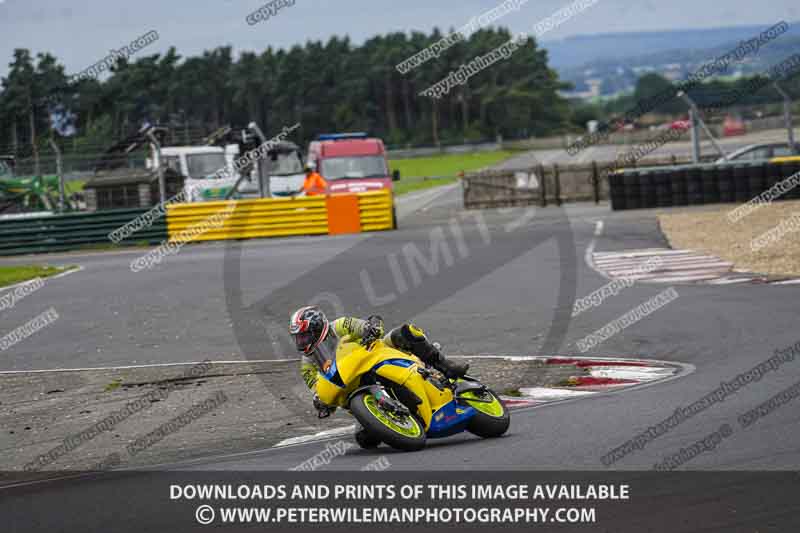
left=165, top=189, right=394, bottom=243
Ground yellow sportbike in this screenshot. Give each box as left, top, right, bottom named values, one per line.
left=315, top=338, right=510, bottom=451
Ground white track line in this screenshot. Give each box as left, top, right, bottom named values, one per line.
left=706, top=277, right=755, bottom=285
left=274, top=425, right=357, bottom=448
left=0, top=358, right=299, bottom=375
left=639, top=274, right=726, bottom=283
left=593, top=249, right=694, bottom=258
left=584, top=220, right=609, bottom=280
left=594, top=255, right=728, bottom=267
left=517, top=387, right=596, bottom=400
left=604, top=263, right=733, bottom=276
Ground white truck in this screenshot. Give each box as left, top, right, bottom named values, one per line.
left=150, top=145, right=240, bottom=202
left=148, top=124, right=306, bottom=202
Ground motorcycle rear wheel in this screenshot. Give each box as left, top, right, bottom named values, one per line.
left=462, top=389, right=510, bottom=438
left=350, top=392, right=426, bottom=451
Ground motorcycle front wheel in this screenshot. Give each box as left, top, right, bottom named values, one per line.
left=462, top=389, right=510, bottom=438
left=349, top=392, right=426, bottom=451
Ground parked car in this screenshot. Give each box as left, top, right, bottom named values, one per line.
left=670, top=119, right=692, bottom=131
left=716, top=143, right=800, bottom=164
left=723, top=116, right=746, bottom=137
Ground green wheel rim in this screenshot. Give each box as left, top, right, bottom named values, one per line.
left=363, top=395, right=422, bottom=437
left=461, top=390, right=505, bottom=417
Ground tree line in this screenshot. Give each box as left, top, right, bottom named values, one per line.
left=0, top=27, right=572, bottom=160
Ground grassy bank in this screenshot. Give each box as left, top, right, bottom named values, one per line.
left=0, top=265, right=72, bottom=287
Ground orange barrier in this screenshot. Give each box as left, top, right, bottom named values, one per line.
left=326, top=194, right=362, bottom=235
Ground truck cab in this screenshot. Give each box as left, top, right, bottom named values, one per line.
left=307, top=133, right=399, bottom=195
left=153, top=146, right=239, bottom=201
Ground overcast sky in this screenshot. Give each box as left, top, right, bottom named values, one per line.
left=1, top=0, right=798, bottom=78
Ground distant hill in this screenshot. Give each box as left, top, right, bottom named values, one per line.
left=543, top=22, right=800, bottom=97
left=543, top=22, right=800, bottom=69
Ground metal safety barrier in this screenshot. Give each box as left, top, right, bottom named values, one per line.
left=0, top=208, right=167, bottom=256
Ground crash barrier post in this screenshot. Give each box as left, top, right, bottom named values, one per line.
left=0, top=208, right=167, bottom=256
left=608, top=160, right=800, bottom=210
left=164, top=190, right=394, bottom=243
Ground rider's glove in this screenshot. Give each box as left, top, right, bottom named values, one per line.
left=430, top=341, right=442, bottom=362
left=313, top=394, right=335, bottom=418
left=361, top=315, right=385, bottom=347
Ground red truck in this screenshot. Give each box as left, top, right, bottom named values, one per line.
left=307, top=132, right=400, bottom=226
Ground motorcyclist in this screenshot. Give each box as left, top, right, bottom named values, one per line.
left=288, top=306, right=468, bottom=446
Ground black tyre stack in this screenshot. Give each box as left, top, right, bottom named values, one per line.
left=672, top=167, right=688, bottom=206
left=609, top=172, right=627, bottom=211
left=733, top=164, right=751, bottom=202
left=687, top=167, right=704, bottom=205
left=701, top=165, right=720, bottom=204
left=781, top=161, right=800, bottom=200
left=624, top=171, right=641, bottom=210
left=748, top=162, right=766, bottom=200
left=717, top=163, right=735, bottom=203
left=654, top=168, right=673, bottom=207
left=640, top=170, right=658, bottom=209
left=762, top=161, right=779, bottom=194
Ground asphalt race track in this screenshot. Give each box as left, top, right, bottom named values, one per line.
left=4, top=181, right=800, bottom=532
left=2, top=183, right=799, bottom=474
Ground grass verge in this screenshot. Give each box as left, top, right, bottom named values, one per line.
left=0, top=265, right=74, bottom=287
left=389, top=150, right=515, bottom=178
left=389, top=150, right=515, bottom=196
left=393, top=176, right=458, bottom=196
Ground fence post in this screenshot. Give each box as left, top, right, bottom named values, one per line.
left=48, top=139, right=65, bottom=213
left=538, top=164, right=547, bottom=207
left=591, top=161, right=600, bottom=204
left=774, top=82, right=796, bottom=151
left=553, top=164, right=562, bottom=206
left=146, top=131, right=166, bottom=203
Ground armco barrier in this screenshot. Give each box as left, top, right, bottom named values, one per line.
left=609, top=161, right=800, bottom=210
left=0, top=191, right=394, bottom=256
left=0, top=208, right=167, bottom=256
left=165, top=190, right=394, bottom=243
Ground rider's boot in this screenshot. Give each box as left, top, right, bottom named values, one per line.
left=433, top=355, right=469, bottom=380
left=388, top=324, right=469, bottom=379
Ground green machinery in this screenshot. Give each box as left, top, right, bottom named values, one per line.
left=0, top=156, right=66, bottom=213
